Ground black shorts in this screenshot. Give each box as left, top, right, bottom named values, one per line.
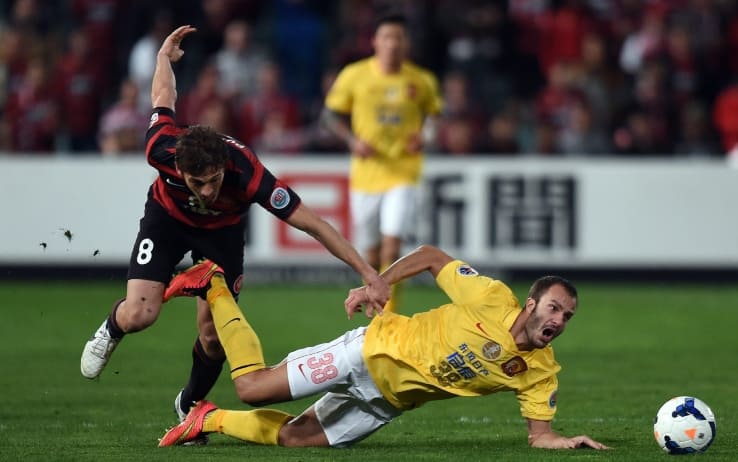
left=127, top=198, right=245, bottom=297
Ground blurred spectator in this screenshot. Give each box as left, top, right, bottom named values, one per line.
left=1, top=57, right=58, bottom=152
left=269, top=0, right=330, bottom=107
left=619, top=3, right=668, bottom=76
left=674, top=100, right=719, bottom=157
left=435, top=70, right=486, bottom=153
left=573, top=32, right=620, bottom=135
left=437, top=0, right=517, bottom=105
left=71, top=0, right=121, bottom=95
left=479, top=110, right=520, bottom=154
left=177, top=63, right=230, bottom=126
left=535, top=60, right=588, bottom=146
left=197, top=99, right=236, bottom=135
left=0, top=26, right=30, bottom=108
left=213, top=20, right=271, bottom=103
left=54, top=28, right=105, bottom=152
left=330, top=0, right=376, bottom=65
left=534, top=121, right=558, bottom=155
left=252, top=110, right=305, bottom=154
left=440, top=70, right=487, bottom=130
left=128, top=9, right=173, bottom=112
left=614, top=57, right=673, bottom=154
left=9, top=0, right=56, bottom=36
left=438, top=117, right=476, bottom=155
left=98, top=78, right=148, bottom=155
left=660, top=20, right=700, bottom=111
left=236, top=61, right=300, bottom=146
left=536, top=0, right=597, bottom=76
left=556, top=99, right=611, bottom=155
left=613, top=110, right=664, bottom=155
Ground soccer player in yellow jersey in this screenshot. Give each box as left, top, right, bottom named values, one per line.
left=321, top=13, right=443, bottom=313
left=159, top=245, right=610, bottom=450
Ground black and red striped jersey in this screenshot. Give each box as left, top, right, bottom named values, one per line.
left=144, top=107, right=301, bottom=229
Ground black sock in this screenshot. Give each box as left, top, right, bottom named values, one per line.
left=106, top=298, right=126, bottom=339
left=179, top=338, right=224, bottom=414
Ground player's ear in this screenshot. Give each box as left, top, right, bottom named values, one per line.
left=524, top=297, right=536, bottom=312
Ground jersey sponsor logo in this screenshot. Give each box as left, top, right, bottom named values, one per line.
left=481, top=341, right=502, bottom=360
left=548, top=390, right=558, bottom=408
left=501, top=356, right=528, bottom=377
left=457, top=265, right=478, bottom=276
left=270, top=187, right=290, bottom=209
left=459, top=343, right=490, bottom=377
left=148, top=112, right=159, bottom=128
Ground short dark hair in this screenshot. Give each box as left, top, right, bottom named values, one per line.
left=374, top=12, right=408, bottom=32
left=175, top=125, right=228, bottom=175
left=527, top=276, right=578, bottom=303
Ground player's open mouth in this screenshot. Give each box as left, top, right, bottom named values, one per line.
left=542, top=327, right=555, bottom=340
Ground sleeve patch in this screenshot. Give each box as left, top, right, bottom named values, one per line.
left=457, top=265, right=478, bottom=276
left=270, top=187, right=290, bottom=209
left=148, top=112, right=159, bottom=128
left=548, top=390, right=558, bottom=408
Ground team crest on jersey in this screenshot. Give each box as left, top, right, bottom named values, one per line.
left=481, top=341, right=502, bottom=360
left=548, top=390, right=558, bottom=408
left=270, top=187, right=290, bottom=209
left=148, top=112, right=159, bottom=128
left=501, top=356, right=528, bottom=377
left=457, top=265, right=478, bottom=276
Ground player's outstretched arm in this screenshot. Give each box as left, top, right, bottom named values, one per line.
left=344, top=245, right=454, bottom=318
left=151, top=25, right=196, bottom=110
left=527, top=419, right=610, bottom=450
left=285, top=203, right=390, bottom=314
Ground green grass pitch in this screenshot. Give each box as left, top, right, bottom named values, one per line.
left=1, top=280, right=736, bottom=461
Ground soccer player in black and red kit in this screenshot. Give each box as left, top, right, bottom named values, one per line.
left=80, top=25, right=390, bottom=437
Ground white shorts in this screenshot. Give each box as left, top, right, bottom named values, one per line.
left=285, top=327, right=402, bottom=447
left=350, top=185, right=418, bottom=251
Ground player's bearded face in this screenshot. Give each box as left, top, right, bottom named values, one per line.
left=525, top=285, right=576, bottom=348
left=182, top=168, right=225, bottom=207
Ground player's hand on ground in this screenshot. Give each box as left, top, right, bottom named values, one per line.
left=350, top=137, right=375, bottom=158
left=159, top=25, right=197, bottom=63
left=566, top=435, right=610, bottom=450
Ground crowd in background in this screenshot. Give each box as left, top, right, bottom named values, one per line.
left=2, top=0, right=738, bottom=157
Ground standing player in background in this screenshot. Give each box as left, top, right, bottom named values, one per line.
left=80, top=25, right=390, bottom=439
left=321, top=13, right=443, bottom=313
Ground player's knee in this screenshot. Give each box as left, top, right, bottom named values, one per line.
left=233, top=371, right=281, bottom=406
left=233, top=374, right=263, bottom=405
left=277, top=414, right=329, bottom=447
left=117, top=299, right=161, bottom=332
left=277, top=427, right=304, bottom=447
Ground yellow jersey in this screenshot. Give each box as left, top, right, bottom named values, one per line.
left=363, top=260, right=560, bottom=421
left=325, top=57, right=442, bottom=192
